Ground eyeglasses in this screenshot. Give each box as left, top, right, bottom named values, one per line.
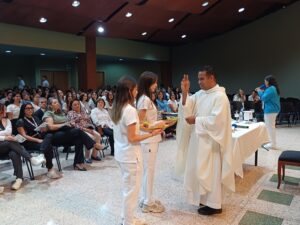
left=25, top=107, right=34, bottom=110
left=40, top=101, right=47, bottom=103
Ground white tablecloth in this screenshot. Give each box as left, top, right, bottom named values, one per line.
left=232, top=122, right=269, bottom=178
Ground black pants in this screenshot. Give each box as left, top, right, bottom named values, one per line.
left=22, top=133, right=54, bottom=169
left=103, top=127, right=114, bottom=155
left=0, top=141, right=31, bottom=179
left=50, top=128, right=95, bottom=166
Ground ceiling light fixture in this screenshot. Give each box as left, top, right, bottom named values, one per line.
left=40, top=53, right=45, bottom=56
left=238, top=7, right=245, bottom=13
left=119, top=58, right=124, bottom=61
left=125, top=12, right=132, bottom=17
left=97, top=26, right=105, bottom=33
left=5, top=50, right=11, bottom=53
left=142, top=32, right=147, bottom=36
left=168, top=18, right=175, bottom=23
left=39, top=17, right=47, bottom=23
left=72, top=1, right=80, bottom=7
left=181, top=34, right=187, bottom=39
left=202, top=1, right=209, bottom=7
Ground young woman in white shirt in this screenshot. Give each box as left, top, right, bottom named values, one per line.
left=6, top=92, right=22, bottom=135
left=111, top=76, right=162, bottom=225
left=136, top=71, right=172, bottom=213
left=167, top=92, right=179, bottom=113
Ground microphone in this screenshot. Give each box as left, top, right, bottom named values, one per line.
left=259, top=84, right=266, bottom=90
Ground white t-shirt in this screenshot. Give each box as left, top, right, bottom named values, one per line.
left=136, top=95, right=162, bottom=143
left=114, top=104, right=142, bottom=163
left=6, top=104, right=21, bottom=119
left=168, top=99, right=178, bottom=112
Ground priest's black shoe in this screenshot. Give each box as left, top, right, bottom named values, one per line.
left=197, top=206, right=222, bottom=215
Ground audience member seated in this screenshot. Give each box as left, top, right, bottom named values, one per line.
left=32, top=93, right=41, bottom=112
left=0, top=90, right=13, bottom=106
left=0, top=103, right=44, bottom=190
left=79, top=92, right=91, bottom=115
left=34, top=97, right=47, bottom=121
left=6, top=92, right=22, bottom=135
left=43, top=98, right=96, bottom=171
left=91, top=98, right=114, bottom=156
left=67, top=99, right=102, bottom=163
left=105, top=91, right=114, bottom=116
left=168, top=92, right=178, bottom=113
left=16, top=103, right=61, bottom=179
left=88, top=91, right=98, bottom=110
left=156, top=90, right=171, bottom=112
left=233, top=89, right=246, bottom=103
left=248, top=90, right=260, bottom=103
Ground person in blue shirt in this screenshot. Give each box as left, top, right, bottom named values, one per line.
left=256, top=75, right=280, bottom=149
left=156, top=90, right=170, bottom=112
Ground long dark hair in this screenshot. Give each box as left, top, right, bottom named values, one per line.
left=137, top=71, right=158, bottom=103
left=18, top=103, right=33, bottom=119
left=111, top=76, right=137, bottom=124
left=265, top=75, right=280, bottom=95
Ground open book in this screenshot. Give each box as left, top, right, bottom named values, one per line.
left=34, top=122, right=48, bottom=132
left=14, top=134, right=26, bottom=143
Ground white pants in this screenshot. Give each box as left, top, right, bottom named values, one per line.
left=118, top=161, right=142, bottom=225
left=199, top=150, right=222, bottom=209
left=141, top=142, right=159, bottom=205
left=264, top=113, right=278, bottom=147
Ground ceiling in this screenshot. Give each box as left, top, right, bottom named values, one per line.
left=0, top=0, right=298, bottom=45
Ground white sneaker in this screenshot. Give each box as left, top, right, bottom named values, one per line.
left=30, top=156, right=44, bottom=166
left=264, top=143, right=277, bottom=150
left=0, top=186, right=4, bottom=194
left=47, top=168, right=62, bottom=179
left=11, top=178, right=22, bottom=190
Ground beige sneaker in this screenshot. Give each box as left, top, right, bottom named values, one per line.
left=47, top=168, right=62, bottom=179
left=0, top=186, right=4, bottom=194
left=141, top=201, right=165, bottom=213
left=133, top=217, right=148, bottom=225
left=11, top=178, right=22, bottom=190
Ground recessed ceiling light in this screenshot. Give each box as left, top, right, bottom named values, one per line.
left=39, top=17, right=47, bottom=23
left=119, top=58, right=124, bottom=61
left=5, top=50, right=11, bottom=53
left=168, top=18, right=175, bottom=23
left=202, top=1, right=209, bottom=7
left=181, top=34, right=187, bottom=39
left=282, top=5, right=286, bottom=9
left=238, top=7, right=245, bottom=13
left=141, top=32, right=147, bottom=36
left=125, top=12, right=132, bottom=17
left=97, top=26, right=105, bottom=33
left=72, top=1, right=80, bottom=7
left=40, top=53, right=45, bottom=56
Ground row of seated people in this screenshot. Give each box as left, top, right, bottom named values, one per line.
left=0, top=97, right=115, bottom=192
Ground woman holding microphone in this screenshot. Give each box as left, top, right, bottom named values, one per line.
left=256, top=75, right=280, bottom=149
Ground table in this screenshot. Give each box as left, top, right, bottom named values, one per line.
left=232, top=121, right=269, bottom=178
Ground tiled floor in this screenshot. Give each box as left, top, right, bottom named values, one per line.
left=0, top=125, right=300, bottom=225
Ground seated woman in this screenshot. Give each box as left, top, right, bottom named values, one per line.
left=167, top=92, right=178, bottom=113
left=156, top=90, right=170, bottom=112
left=91, top=98, right=114, bottom=156
left=233, top=89, right=246, bottom=103
left=67, top=99, right=102, bottom=163
left=43, top=98, right=96, bottom=171
left=6, top=92, right=22, bottom=135
left=0, top=103, right=44, bottom=190
left=16, top=103, right=61, bottom=179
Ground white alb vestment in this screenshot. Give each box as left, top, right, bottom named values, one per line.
left=178, top=85, right=235, bottom=208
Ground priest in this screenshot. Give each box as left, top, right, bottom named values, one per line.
left=179, top=66, right=235, bottom=215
